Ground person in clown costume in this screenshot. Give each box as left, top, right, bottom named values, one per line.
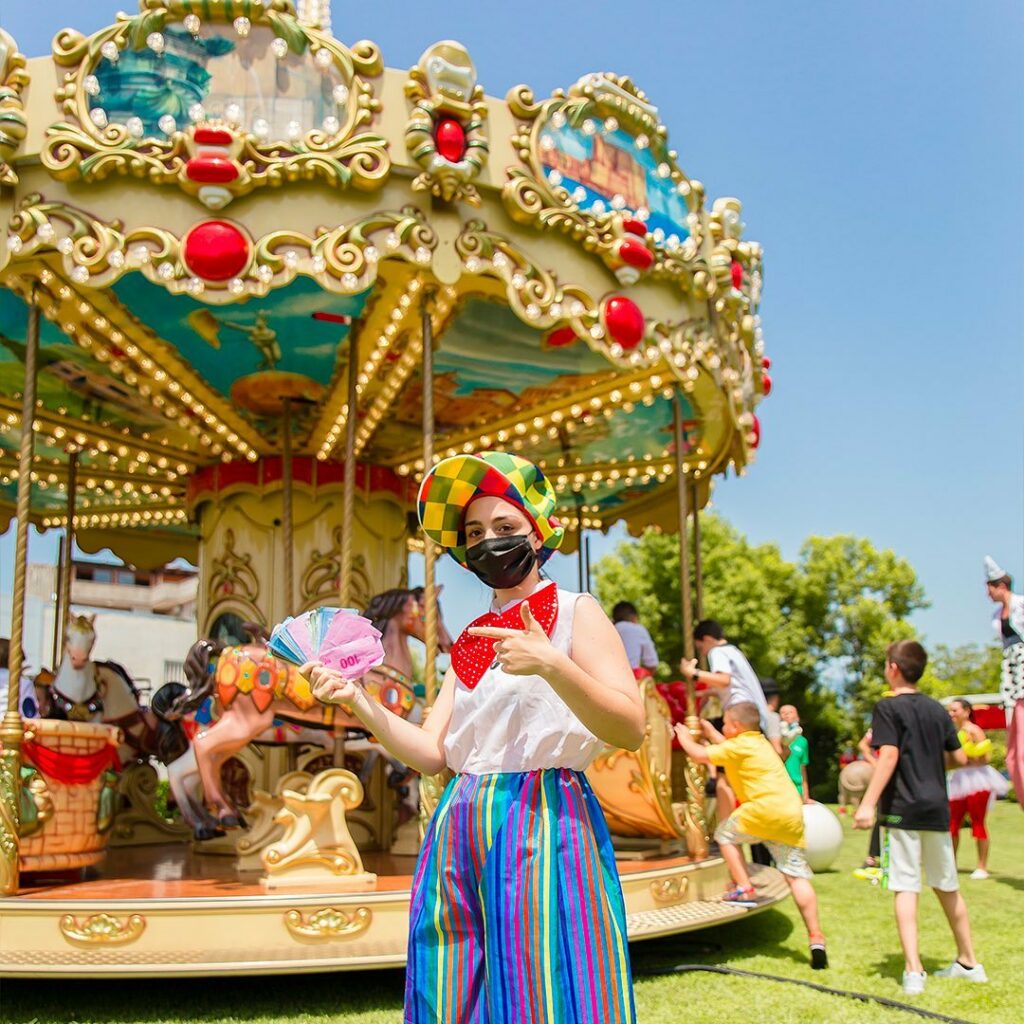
left=305, top=451, right=643, bottom=1024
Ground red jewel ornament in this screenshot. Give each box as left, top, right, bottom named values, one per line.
left=450, top=582, right=559, bottom=689
left=761, top=372, right=773, bottom=396
left=730, top=260, right=744, bottom=290
left=434, top=117, right=467, bottom=163
left=182, top=220, right=251, bottom=281
left=749, top=415, right=761, bottom=449
left=618, top=236, right=655, bottom=271
left=601, top=296, right=645, bottom=351
left=544, top=326, right=578, bottom=349
left=762, top=355, right=772, bottom=369
left=622, top=218, right=648, bottom=237
left=193, top=127, right=234, bottom=146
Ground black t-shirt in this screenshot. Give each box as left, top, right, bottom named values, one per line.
left=870, top=691, right=961, bottom=831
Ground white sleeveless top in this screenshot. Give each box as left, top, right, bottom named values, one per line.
left=444, top=582, right=604, bottom=775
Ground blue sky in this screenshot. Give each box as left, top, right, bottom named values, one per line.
left=1, top=1, right=1022, bottom=650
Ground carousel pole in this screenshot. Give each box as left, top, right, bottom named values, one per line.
left=333, top=334, right=359, bottom=769
left=281, top=399, right=295, bottom=615
left=0, top=292, right=40, bottom=895
left=421, top=292, right=439, bottom=704
left=692, top=480, right=704, bottom=621
left=673, top=391, right=708, bottom=859
left=51, top=534, right=64, bottom=668
left=338, top=333, right=359, bottom=608
left=57, top=448, right=79, bottom=662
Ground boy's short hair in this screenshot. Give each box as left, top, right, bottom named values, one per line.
left=725, top=701, right=762, bottom=732
left=991, top=574, right=1013, bottom=590
left=612, top=601, right=638, bottom=623
left=694, top=619, right=724, bottom=642
left=886, top=640, right=928, bottom=683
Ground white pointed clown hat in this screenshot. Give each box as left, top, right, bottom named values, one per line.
left=984, top=555, right=1006, bottom=583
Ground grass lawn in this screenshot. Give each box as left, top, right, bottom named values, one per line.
left=2, top=803, right=1020, bottom=1024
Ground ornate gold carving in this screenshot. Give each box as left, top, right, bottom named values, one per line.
left=7, top=194, right=436, bottom=303
left=301, top=526, right=372, bottom=613
left=59, top=912, right=146, bottom=946
left=503, top=72, right=704, bottom=283
left=18, top=764, right=54, bottom=839
left=405, top=41, right=488, bottom=205
left=284, top=905, right=372, bottom=941
left=208, top=528, right=261, bottom=613
left=108, top=762, right=191, bottom=847
left=43, top=2, right=389, bottom=202
left=650, top=875, right=689, bottom=905
left=0, top=29, right=29, bottom=187
left=262, top=768, right=375, bottom=888
left=0, top=742, right=20, bottom=894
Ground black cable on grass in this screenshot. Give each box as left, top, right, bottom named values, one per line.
left=632, top=964, right=974, bottom=1024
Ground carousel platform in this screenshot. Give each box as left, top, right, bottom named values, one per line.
left=0, top=844, right=787, bottom=977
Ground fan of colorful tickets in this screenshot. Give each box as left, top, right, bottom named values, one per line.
left=268, top=607, right=385, bottom=678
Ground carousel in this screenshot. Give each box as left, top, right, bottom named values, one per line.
left=0, top=0, right=779, bottom=977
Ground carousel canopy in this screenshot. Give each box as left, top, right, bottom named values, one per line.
left=0, top=1, right=769, bottom=567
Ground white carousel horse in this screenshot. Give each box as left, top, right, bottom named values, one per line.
left=157, top=587, right=452, bottom=834
left=48, top=613, right=157, bottom=763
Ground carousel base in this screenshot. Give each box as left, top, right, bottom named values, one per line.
left=0, top=844, right=788, bottom=977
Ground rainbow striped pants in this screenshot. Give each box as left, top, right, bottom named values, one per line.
left=404, top=768, right=636, bottom=1024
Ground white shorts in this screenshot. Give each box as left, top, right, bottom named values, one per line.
left=883, top=828, right=959, bottom=893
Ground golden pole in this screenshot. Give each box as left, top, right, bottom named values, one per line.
left=51, top=533, right=64, bottom=668
left=673, top=391, right=707, bottom=858
left=339, top=335, right=358, bottom=608
left=281, top=398, right=294, bottom=615
left=57, top=448, right=79, bottom=662
left=0, top=292, right=40, bottom=894
left=421, top=293, right=438, bottom=705
left=692, top=480, right=704, bottom=621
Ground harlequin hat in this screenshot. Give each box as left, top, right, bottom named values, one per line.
left=417, top=451, right=564, bottom=567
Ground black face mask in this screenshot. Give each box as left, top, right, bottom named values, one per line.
left=464, top=534, right=538, bottom=589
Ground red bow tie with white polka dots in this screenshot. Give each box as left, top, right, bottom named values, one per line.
left=451, top=583, right=559, bottom=689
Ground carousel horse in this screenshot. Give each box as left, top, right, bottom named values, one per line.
left=47, top=613, right=157, bottom=763
left=167, top=588, right=452, bottom=831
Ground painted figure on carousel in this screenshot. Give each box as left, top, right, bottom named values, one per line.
left=305, top=451, right=643, bottom=1024
left=985, top=555, right=1024, bottom=811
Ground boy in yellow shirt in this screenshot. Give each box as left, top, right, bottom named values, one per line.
left=676, top=701, right=828, bottom=969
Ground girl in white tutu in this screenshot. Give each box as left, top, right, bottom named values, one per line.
left=947, top=698, right=1009, bottom=879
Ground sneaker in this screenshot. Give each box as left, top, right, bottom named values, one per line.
left=902, top=971, right=927, bottom=995
left=970, top=868, right=990, bottom=880
left=809, top=941, right=828, bottom=970
left=722, top=885, right=758, bottom=906
left=934, top=961, right=988, bottom=983
left=853, top=866, right=883, bottom=882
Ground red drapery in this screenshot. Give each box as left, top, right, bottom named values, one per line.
left=22, top=739, right=120, bottom=785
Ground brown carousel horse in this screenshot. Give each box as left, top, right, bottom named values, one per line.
left=46, top=613, right=157, bottom=762
left=167, top=587, right=452, bottom=830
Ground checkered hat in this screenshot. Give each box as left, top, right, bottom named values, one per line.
left=417, top=451, right=564, bottom=567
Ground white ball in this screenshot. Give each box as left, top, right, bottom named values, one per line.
left=802, top=801, right=844, bottom=872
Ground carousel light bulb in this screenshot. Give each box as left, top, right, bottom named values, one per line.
left=147, top=32, right=165, bottom=54
left=551, top=110, right=567, bottom=129
left=322, top=114, right=340, bottom=134
left=101, top=40, right=119, bottom=62
left=341, top=272, right=358, bottom=290
left=108, top=249, right=125, bottom=268
left=414, top=246, right=431, bottom=264
left=283, top=250, right=299, bottom=269
left=525, top=303, right=540, bottom=320
left=251, top=116, right=270, bottom=140
left=188, top=102, right=205, bottom=123
left=233, top=16, right=251, bottom=37
left=364, top=244, right=378, bottom=263
left=271, top=37, right=289, bottom=59
left=332, top=82, right=350, bottom=105
left=90, top=107, right=109, bottom=128
left=183, top=13, right=201, bottom=35
left=582, top=118, right=596, bottom=136
left=84, top=75, right=101, bottom=97
left=312, top=255, right=327, bottom=273
left=6, top=234, right=22, bottom=253
left=58, top=237, right=74, bottom=255
left=315, top=47, right=333, bottom=69
left=225, top=102, right=242, bottom=125
left=286, top=120, right=302, bottom=140
left=611, top=193, right=626, bottom=210
left=71, top=266, right=89, bottom=284
left=158, top=114, right=177, bottom=134
left=157, top=262, right=175, bottom=280
left=635, top=133, right=649, bottom=150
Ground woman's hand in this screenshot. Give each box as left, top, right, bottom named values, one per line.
left=302, top=661, right=367, bottom=716
left=467, top=602, right=558, bottom=677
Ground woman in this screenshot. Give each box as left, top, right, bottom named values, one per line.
left=947, top=698, right=1009, bottom=879
left=305, top=451, right=643, bottom=1023
left=985, top=556, right=1024, bottom=809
